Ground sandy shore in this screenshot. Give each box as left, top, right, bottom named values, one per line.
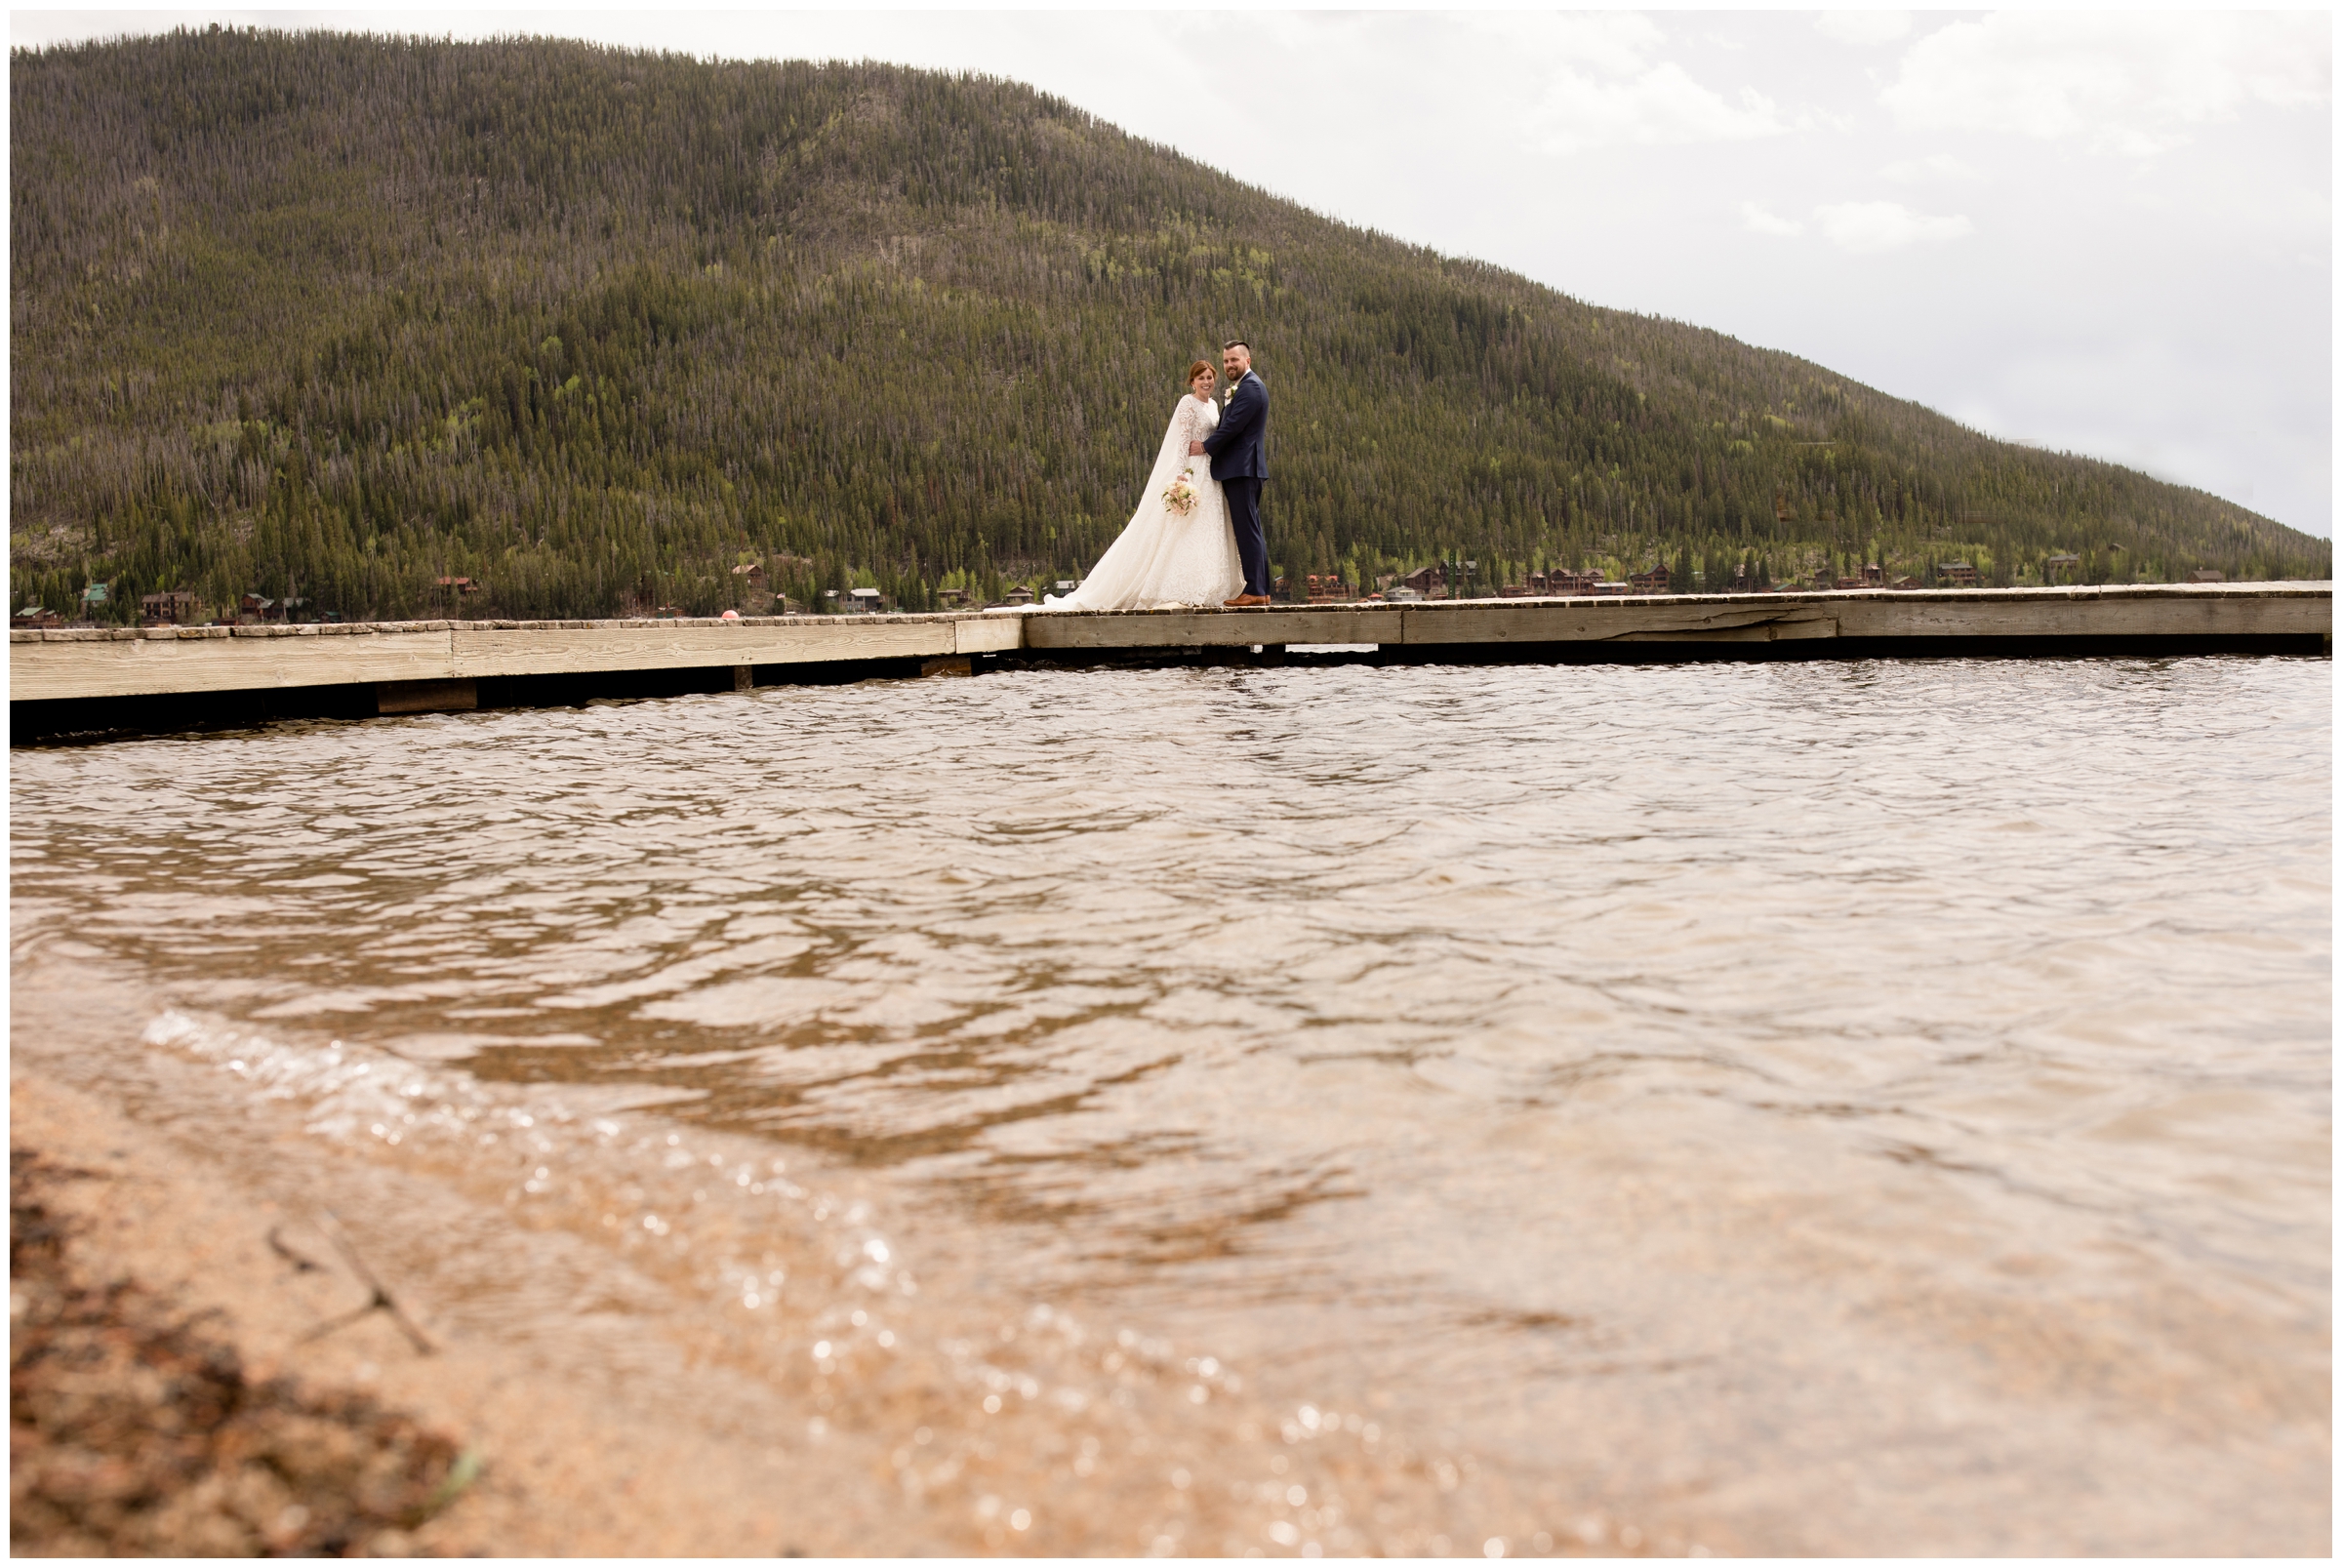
left=10, top=950, right=1502, bottom=1560
left=8, top=1061, right=920, bottom=1555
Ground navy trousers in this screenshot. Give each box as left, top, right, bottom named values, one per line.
left=1225, top=477, right=1270, bottom=597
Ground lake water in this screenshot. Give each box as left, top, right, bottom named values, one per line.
left=9, top=655, right=2330, bottom=1554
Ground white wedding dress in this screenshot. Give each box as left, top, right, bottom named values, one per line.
left=1042, top=395, right=1244, bottom=611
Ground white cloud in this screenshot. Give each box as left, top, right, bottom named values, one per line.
left=1507, top=14, right=1790, bottom=154
left=1814, top=200, right=1972, bottom=254
left=1881, top=12, right=2331, bottom=157
left=1880, top=152, right=1985, bottom=183
left=1740, top=201, right=1804, bottom=237
left=1496, top=13, right=1672, bottom=79
left=1531, top=65, right=1787, bottom=154
left=1814, top=12, right=1913, bottom=49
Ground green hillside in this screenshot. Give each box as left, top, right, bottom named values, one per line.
left=11, top=28, right=2328, bottom=622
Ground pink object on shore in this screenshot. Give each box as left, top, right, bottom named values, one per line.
left=720, top=610, right=739, bottom=621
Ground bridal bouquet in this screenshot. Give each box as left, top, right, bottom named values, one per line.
left=1162, top=468, right=1199, bottom=516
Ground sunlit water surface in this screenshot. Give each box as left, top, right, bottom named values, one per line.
left=10, top=657, right=2330, bottom=1553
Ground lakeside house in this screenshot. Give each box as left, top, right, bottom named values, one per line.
left=729, top=562, right=771, bottom=612
left=1003, top=585, right=1034, bottom=607
left=1273, top=573, right=1353, bottom=601
left=1505, top=568, right=1603, bottom=596
left=810, top=588, right=895, bottom=613
left=1937, top=561, right=1981, bottom=585
left=231, top=592, right=308, bottom=623
left=141, top=590, right=199, bottom=624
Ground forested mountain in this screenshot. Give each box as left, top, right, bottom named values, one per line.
left=11, top=28, right=2328, bottom=622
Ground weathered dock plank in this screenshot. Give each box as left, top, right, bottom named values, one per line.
left=8, top=623, right=459, bottom=702
left=5, top=613, right=1027, bottom=704
left=448, top=617, right=959, bottom=678
left=7, top=584, right=2328, bottom=710
left=1019, top=583, right=2329, bottom=654
left=1394, top=598, right=1840, bottom=645
left=1022, top=606, right=1393, bottom=649
left=1828, top=589, right=2329, bottom=641
left=951, top=616, right=1025, bottom=656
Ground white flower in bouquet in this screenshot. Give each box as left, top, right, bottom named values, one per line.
left=1162, top=469, right=1199, bottom=516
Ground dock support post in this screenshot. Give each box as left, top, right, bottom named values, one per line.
left=732, top=664, right=754, bottom=693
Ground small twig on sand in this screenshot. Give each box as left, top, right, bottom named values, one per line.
left=266, top=1226, right=326, bottom=1273
left=295, top=1209, right=436, bottom=1355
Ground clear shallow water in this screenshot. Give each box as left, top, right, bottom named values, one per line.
left=10, top=656, right=2331, bottom=1553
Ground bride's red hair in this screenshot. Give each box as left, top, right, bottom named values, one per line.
left=1186, top=360, right=1214, bottom=385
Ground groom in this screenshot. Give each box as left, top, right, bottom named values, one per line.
left=1193, top=339, right=1272, bottom=606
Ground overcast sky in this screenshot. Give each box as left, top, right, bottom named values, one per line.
left=16, top=8, right=2334, bottom=538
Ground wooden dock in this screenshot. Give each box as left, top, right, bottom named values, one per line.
left=10, top=583, right=2329, bottom=737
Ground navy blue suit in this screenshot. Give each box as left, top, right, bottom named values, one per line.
left=1203, top=370, right=1271, bottom=596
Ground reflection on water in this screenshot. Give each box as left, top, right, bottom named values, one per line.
left=10, top=656, right=2331, bottom=1553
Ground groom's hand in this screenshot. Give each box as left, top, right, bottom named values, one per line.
left=1189, top=441, right=1206, bottom=456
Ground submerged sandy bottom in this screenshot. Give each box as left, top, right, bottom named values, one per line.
left=10, top=656, right=2331, bottom=1554
left=8, top=1045, right=929, bottom=1557
left=14, top=955, right=1589, bottom=1557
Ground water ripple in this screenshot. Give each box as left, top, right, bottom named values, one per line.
left=11, top=655, right=2331, bottom=1552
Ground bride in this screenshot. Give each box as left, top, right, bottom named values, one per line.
left=1041, top=361, right=1244, bottom=611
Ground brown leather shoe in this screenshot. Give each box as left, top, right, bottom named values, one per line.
left=1223, top=594, right=1273, bottom=607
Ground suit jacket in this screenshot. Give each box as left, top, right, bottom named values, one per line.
left=1203, top=370, right=1269, bottom=482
